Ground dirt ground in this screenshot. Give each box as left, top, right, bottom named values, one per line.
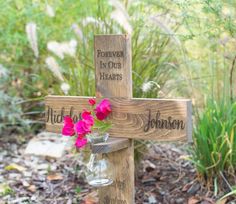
left=0, top=134, right=235, bottom=204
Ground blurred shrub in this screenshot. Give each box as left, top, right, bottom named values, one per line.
left=0, top=65, right=30, bottom=135
left=0, top=91, right=30, bottom=135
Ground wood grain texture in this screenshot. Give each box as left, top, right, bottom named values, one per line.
left=99, top=142, right=134, bottom=204
left=45, top=96, right=191, bottom=142
left=95, top=34, right=134, bottom=204
left=91, top=137, right=131, bottom=154
left=95, top=34, right=132, bottom=98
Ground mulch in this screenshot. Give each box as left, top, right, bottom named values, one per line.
left=136, top=144, right=217, bottom=204
left=0, top=134, right=235, bottom=204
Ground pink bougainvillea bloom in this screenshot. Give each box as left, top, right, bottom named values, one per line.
left=75, top=136, right=87, bottom=148
left=82, top=110, right=94, bottom=126
left=95, top=99, right=112, bottom=120
left=75, top=120, right=91, bottom=135
left=62, top=116, right=75, bottom=136
left=81, top=110, right=91, bottom=119
left=63, top=115, right=74, bottom=125
left=89, top=98, right=96, bottom=106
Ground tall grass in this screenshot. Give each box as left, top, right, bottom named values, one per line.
left=192, top=99, right=236, bottom=181
left=0, top=0, right=185, bottom=98
left=188, top=1, right=236, bottom=188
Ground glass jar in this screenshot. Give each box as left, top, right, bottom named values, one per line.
left=85, top=133, right=113, bottom=187
left=86, top=132, right=109, bottom=144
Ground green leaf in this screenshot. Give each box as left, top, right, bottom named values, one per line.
left=75, top=186, right=81, bottom=194
left=93, top=119, right=112, bottom=134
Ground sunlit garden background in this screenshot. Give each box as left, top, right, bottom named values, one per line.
left=1, top=0, right=236, bottom=203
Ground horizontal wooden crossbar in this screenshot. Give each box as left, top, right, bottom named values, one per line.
left=45, top=96, right=192, bottom=142
left=91, top=137, right=131, bottom=154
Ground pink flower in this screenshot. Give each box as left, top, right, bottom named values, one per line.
left=81, top=110, right=91, bottom=118
left=82, top=110, right=94, bottom=126
left=62, top=116, right=75, bottom=136
left=89, top=98, right=96, bottom=106
left=95, top=99, right=112, bottom=120
left=75, top=120, right=91, bottom=135
left=75, top=136, right=87, bottom=148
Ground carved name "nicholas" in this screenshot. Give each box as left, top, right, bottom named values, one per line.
left=45, top=106, right=81, bottom=124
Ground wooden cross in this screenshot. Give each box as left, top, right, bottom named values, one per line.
left=45, top=34, right=192, bottom=204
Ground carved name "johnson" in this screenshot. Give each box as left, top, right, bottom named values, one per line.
left=143, top=109, right=185, bottom=132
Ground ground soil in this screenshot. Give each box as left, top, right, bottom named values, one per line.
left=0, top=134, right=235, bottom=204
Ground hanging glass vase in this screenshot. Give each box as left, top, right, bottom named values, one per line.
left=85, top=132, right=113, bottom=187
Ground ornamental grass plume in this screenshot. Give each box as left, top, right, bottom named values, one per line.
left=45, top=56, right=64, bottom=81
left=47, top=41, right=63, bottom=59
left=109, top=0, right=132, bottom=34
left=109, top=0, right=130, bottom=19
left=150, top=15, right=181, bottom=46
left=47, top=39, right=77, bottom=59
left=0, top=64, right=9, bottom=78
left=60, top=82, right=70, bottom=95
left=45, top=4, right=55, bottom=17
left=71, top=23, right=84, bottom=41
left=26, top=22, right=39, bottom=58
left=81, top=17, right=104, bottom=27
left=142, top=81, right=160, bottom=92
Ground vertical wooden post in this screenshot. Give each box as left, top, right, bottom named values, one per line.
left=94, top=35, right=134, bottom=204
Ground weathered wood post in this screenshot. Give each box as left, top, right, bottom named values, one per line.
left=94, top=35, right=134, bottom=204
